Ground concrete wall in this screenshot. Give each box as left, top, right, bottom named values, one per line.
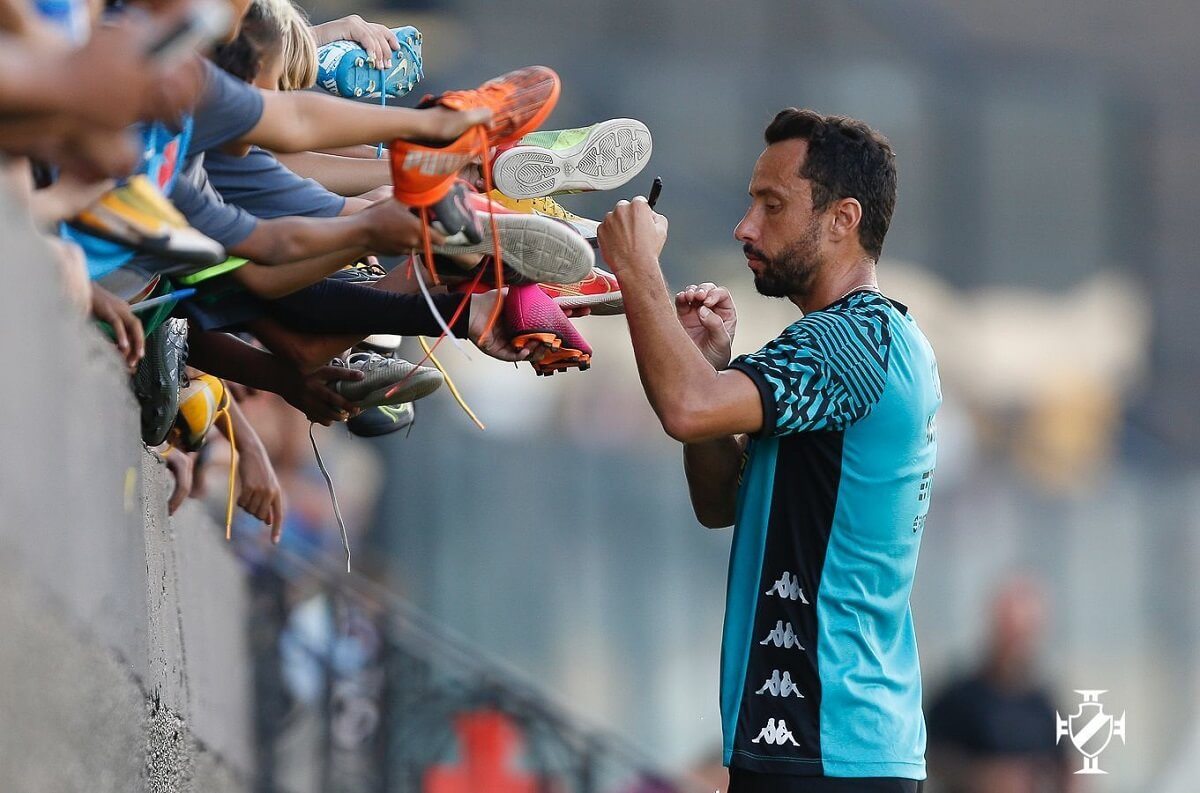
left=0, top=190, right=253, bottom=792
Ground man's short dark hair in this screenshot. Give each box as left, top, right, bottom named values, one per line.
left=764, top=108, right=897, bottom=260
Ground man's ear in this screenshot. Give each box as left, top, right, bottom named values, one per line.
left=827, top=197, right=862, bottom=245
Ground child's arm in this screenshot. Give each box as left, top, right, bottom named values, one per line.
left=273, top=150, right=391, bottom=197
left=242, top=90, right=489, bottom=153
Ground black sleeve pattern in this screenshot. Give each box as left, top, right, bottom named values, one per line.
left=730, top=292, right=893, bottom=437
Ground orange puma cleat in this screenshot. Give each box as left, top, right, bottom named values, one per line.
left=421, top=66, right=561, bottom=149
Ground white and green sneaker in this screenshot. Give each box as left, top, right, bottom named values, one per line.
left=492, top=118, right=652, bottom=199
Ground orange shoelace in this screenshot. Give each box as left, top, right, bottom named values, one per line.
left=383, top=124, right=504, bottom=403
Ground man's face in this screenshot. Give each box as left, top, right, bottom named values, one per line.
left=734, top=139, right=827, bottom=298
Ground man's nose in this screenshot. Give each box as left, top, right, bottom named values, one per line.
left=734, top=210, right=756, bottom=245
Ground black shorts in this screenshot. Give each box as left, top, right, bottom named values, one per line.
left=729, top=769, right=923, bottom=793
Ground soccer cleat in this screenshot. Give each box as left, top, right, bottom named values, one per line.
left=131, top=317, right=188, bottom=446
left=420, top=66, right=561, bottom=149
left=493, top=118, right=652, bottom=198
left=503, top=284, right=592, bottom=376
left=540, top=267, right=623, bottom=315
left=433, top=212, right=594, bottom=285
left=332, top=351, right=443, bottom=407
left=169, top=371, right=238, bottom=537
left=121, top=174, right=189, bottom=226
left=429, top=180, right=483, bottom=244
left=390, top=133, right=481, bottom=208
left=487, top=191, right=599, bottom=241
left=169, top=373, right=230, bottom=452
left=331, top=258, right=388, bottom=285
left=346, top=403, right=416, bottom=438
left=73, top=176, right=225, bottom=266
left=316, top=26, right=424, bottom=99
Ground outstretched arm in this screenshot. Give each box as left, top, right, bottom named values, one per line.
left=187, top=331, right=361, bottom=425
left=597, top=198, right=764, bottom=443
left=217, top=396, right=285, bottom=541
left=273, top=150, right=392, bottom=197
left=246, top=90, right=490, bottom=153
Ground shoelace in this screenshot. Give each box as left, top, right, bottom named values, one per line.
left=159, top=386, right=237, bottom=540
left=309, top=423, right=351, bottom=573
left=417, top=336, right=485, bottom=430
left=219, top=404, right=236, bottom=540
left=375, top=66, right=387, bottom=159
left=381, top=124, right=505, bottom=403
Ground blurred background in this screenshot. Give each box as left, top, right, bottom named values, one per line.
left=79, top=0, right=1200, bottom=791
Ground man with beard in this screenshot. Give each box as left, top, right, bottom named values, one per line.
left=597, top=108, right=941, bottom=793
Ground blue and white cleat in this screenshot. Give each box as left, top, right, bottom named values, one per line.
left=316, top=25, right=424, bottom=99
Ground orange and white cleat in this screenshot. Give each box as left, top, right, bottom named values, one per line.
left=539, top=267, right=623, bottom=315
left=421, top=66, right=561, bottom=149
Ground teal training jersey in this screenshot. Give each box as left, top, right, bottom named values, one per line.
left=722, top=289, right=940, bottom=780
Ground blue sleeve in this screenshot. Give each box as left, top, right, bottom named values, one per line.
left=728, top=298, right=892, bottom=437
left=169, top=173, right=258, bottom=249
left=188, top=60, right=265, bottom=156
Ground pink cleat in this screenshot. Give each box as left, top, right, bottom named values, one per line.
left=502, top=284, right=592, bottom=375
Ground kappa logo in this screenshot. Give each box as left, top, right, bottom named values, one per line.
left=756, top=669, right=803, bottom=698
left=759, top=621, right=805, bottom=651
left=765, top=572, right=809, bottom=603
left=751, top=718, right=800, bottom=747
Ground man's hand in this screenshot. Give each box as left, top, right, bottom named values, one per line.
left=362, top=197, right=445, bottom=254
left=310, top=14, right=399, bottom=67
left=91, top=284, right=145, bottom=371
left=467, top=290, right=545, bottom=363
left=280, top=363, right=363, bottom=424
left=676, top=283, right=738, bottom=369
left=597, top=196, right=668, bottom=273
left=236, top=445, right=285, bottom=543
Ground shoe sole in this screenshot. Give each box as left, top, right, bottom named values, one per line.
left=535, top=347, right=591, bottom=375
left=132, top=318, right=187, bottom=445
left=493, top=119, right=652, bottom=199
left=346, top=404, right=415, bottom=438
left=434, top=214, right=594, bottom=285
left=512, top=331, right=563, bottom=350
left=552, top=291, right=624, bottom=316
left=340, top=57, right=422, bottom=98
left=347, top=369, right=444, bottom=408
left=510, top=331, right=590, bottom=375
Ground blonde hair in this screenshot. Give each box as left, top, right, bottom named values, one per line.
left=253, top=0, right=317, bottom=90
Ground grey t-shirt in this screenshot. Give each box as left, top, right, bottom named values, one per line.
left=205, top=146, right=346, bottom=219
left=168, top=60, right=266, bottom=248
